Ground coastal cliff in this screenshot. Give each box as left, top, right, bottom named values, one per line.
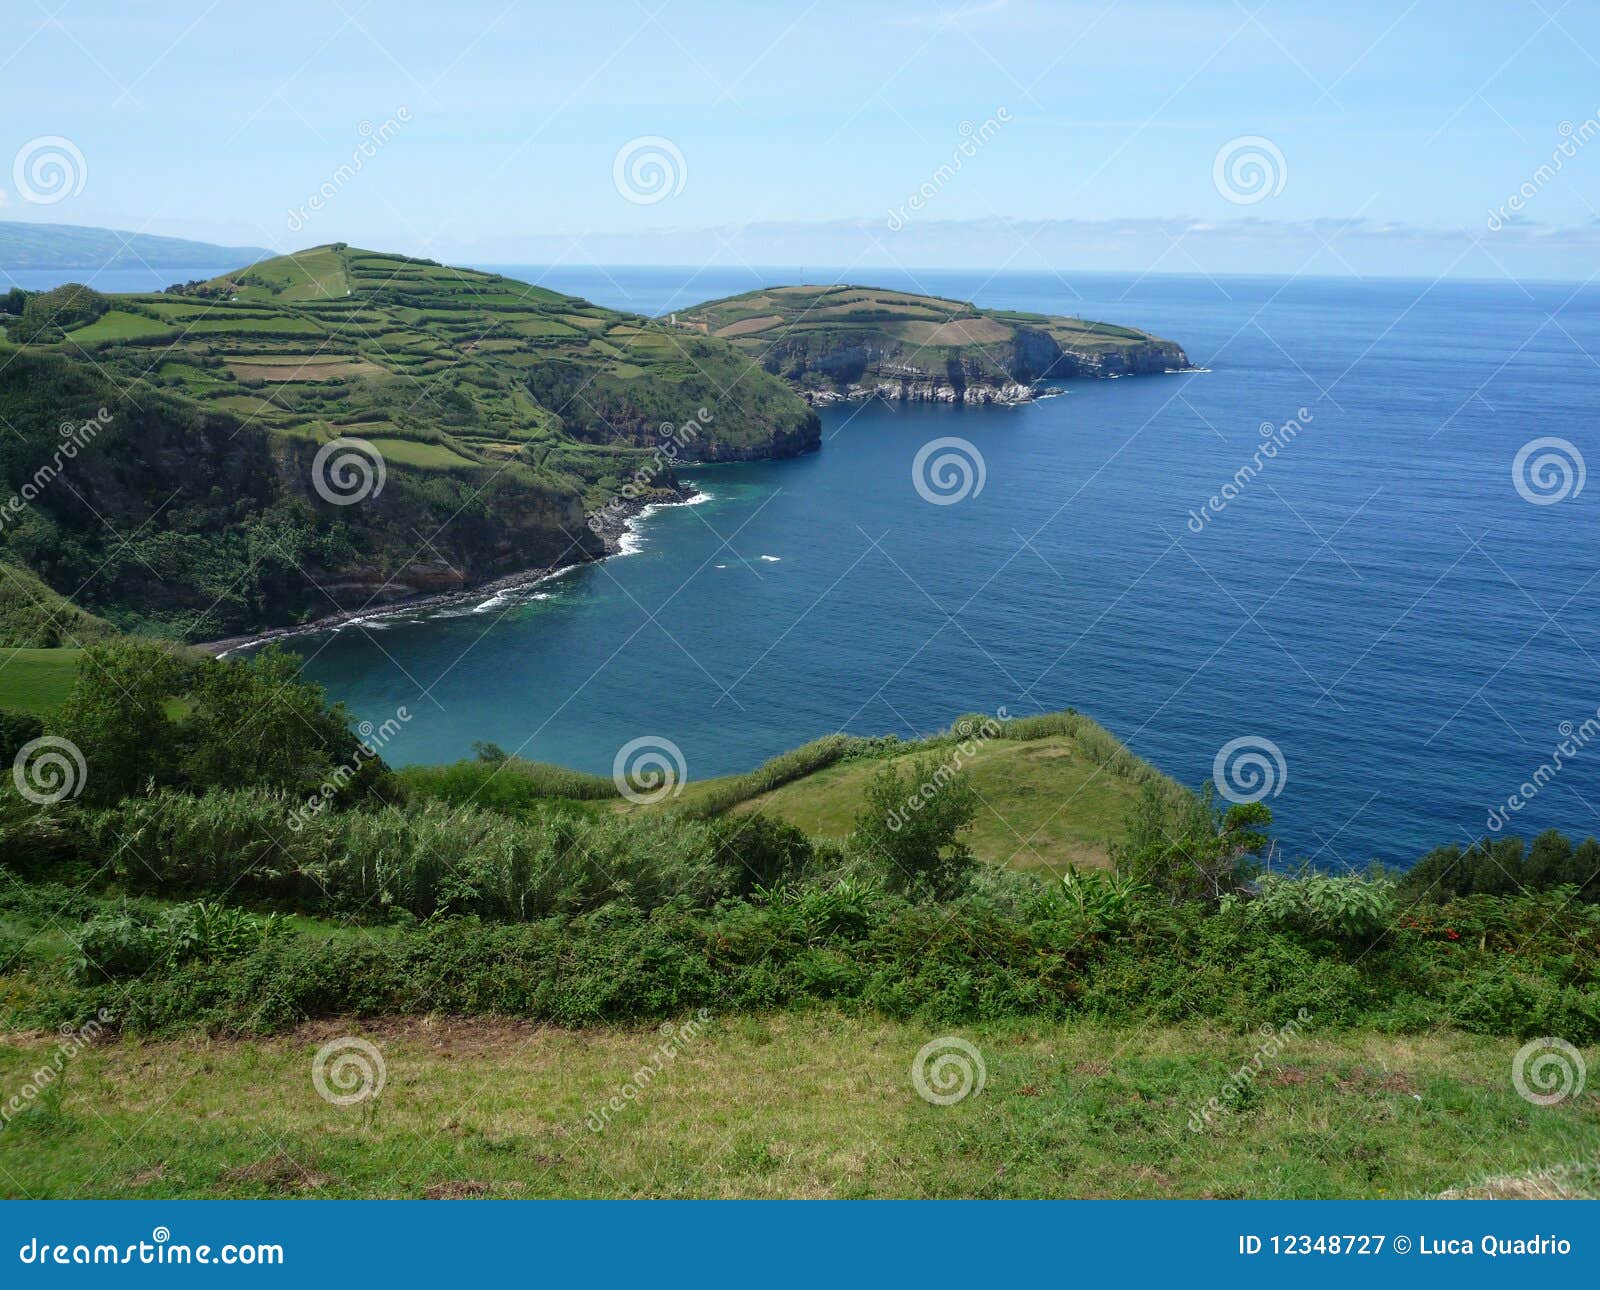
left=675, top=284, right=1189, bottom=405
left=0, top=246, right=818, bottom=642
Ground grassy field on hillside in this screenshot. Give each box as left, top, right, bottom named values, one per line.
left=725, top=735, right=1143, bottom=872
left=2, top=1013, right=1594, bottom=1199
left=0, top=649, right=82, bottom=714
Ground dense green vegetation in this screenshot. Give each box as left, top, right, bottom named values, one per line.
left=0, top=640, right=1595, bottom=1199
left=676, top=284, right=1189, bottom=398
left=0, top=640, right=1596, bottom=1050
left=0, top=245, right=817, bottom=641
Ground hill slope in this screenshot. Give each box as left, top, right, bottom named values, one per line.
left=0, top=244, right=817, bottom=640
left=0, top=220, right=271, bottom=270
left=674, top=283, right=1189, bottom=404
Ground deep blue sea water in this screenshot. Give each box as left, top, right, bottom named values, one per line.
left=20, top=262, right=1600, bottom=867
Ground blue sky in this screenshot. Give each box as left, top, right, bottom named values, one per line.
left=3, top=0, right=1599, bottom=277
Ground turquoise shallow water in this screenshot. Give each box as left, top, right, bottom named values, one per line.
left=236, top=265, right=1600, bottom=868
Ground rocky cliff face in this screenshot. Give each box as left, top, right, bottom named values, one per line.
left=792, top=328, right=1189, bottom=406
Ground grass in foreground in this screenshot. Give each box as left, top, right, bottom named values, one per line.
left=1, top=1013, right=1595, bottom=1199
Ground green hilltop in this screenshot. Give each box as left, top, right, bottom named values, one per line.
left=0, top=244, right=817, bottom=642
left=673, top=283, right=1189, bottom=404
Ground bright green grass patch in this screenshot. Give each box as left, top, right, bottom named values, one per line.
left=0, top=1013, right=1593, bottom=1199
left=64, top=311, right=173, bottom=344
left=184, top=316, right=325, bottom=336
left=364, top=437, right=480, bottom=469
left=0, top=648, right=82, bottom=714
left=731, top=735, right=1141, bottom=872
left=227, top=247, right=349, bottom=302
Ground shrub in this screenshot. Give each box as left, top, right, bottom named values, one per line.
left=852, top=757, right=979, bottom=900
left=1231, top=873, right=1395, bottom=947
left=0, top=708, right=43, bottom=766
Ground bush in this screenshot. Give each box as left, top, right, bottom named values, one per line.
left=0, top=708, right=43, bottom=766
left=1231, top=873, right=1395, bottom=947
left=83, top=789, right=765, bottom=920
left=853, top=757, right=979, bottom=900
left=72, top=901, right=287, bottom=982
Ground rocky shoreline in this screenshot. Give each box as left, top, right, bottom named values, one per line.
left=201, top=487, right=698, bottom=656
left=803, top=379, right=1041, bottom=407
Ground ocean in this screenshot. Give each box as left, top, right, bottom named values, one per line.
left=24, top=262, right=1600, bottom=866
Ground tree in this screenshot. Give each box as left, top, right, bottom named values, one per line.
left=1113, top=783, right=1272, bottom=904
left=852, top=757, right=980, bottom=900
left=54, top=639, right=185, bottom=805
left=179, top=645, right=390, bottom=804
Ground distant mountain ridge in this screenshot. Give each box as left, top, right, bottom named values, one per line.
left=0, top=221, right=271, bottom=270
